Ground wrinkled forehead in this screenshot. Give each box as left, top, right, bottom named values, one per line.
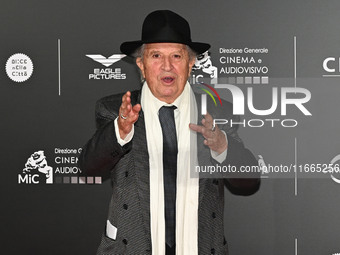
left=144, top=43, right=188, bottom=54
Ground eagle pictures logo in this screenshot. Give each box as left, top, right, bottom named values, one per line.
left=86, top=54, right=127, bottom=80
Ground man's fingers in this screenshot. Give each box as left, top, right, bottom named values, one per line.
left=190, top=123, right=213, bottom=139
left=132, top=104, right=141, bottom=114
left=120, top=91, right=133, bottom=117
left=204, top=112, right=213, bottom=122
left=118, top=92, right=139, bottom=140
left=203, top=139, right=211, bottom=146
left=190, top=111, right=227, bottom=153
left=201, top=112, right=214, bottom=130
left=191, top=121, right=220, bottom=140
left=189, top=123, right=203, bottom=134
left=121, top=91, right=140, bottom=120
left=120, top=100, right=141, bottom=124
left=190, top=122, right=227, bottom=153
left=121, top=104, right=130, bottom=115
left=121, top=91, right=131, bottom=106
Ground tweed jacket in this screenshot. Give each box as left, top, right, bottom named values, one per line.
left=79, top=89, right=260, bottom=255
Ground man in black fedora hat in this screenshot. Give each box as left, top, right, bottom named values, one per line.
left=79, top=10, right=260, bottom=255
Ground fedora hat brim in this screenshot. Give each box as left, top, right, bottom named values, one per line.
left=120, top=40, right=210, bottom=57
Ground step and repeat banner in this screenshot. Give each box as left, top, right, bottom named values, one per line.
left=1, top=0, right=340, bottom=254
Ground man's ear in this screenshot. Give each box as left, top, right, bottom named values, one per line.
left=136, top=57, right=145, bottom=78
left=188, top=57, right=196, bottom=75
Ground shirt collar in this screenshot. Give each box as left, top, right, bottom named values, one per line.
left=141, top=81, right=190, bottom=113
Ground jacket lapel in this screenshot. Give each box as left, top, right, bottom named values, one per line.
left=131, top=91, right=152, bottom=246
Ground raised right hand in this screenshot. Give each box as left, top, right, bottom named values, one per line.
left=118, top=91, right=141, bottom=139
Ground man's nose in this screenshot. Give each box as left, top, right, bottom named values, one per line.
left=162, top=56, right=173, bottom=71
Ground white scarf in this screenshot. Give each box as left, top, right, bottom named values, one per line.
left=141, top=82, right=199, bottom=255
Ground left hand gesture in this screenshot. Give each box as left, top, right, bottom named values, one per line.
left=189, top=112, right=228, bottom=155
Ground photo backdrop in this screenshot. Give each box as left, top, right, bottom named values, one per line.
left=1, top=0, right=340, bottom=254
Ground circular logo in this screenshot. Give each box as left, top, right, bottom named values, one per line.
left=330, top=154, right=340, bottom=183
left=5, top=53, right=34, bottom=83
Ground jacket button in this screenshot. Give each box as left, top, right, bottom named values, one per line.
left=211, top=248, right=215, bottom=254
left=125, top=171, right=129, bottom=177
left=122, top=239, right=128, bottom=245
left=123, top=204, right=128, bottom=210
left=212, top=212, right=216, bottom=218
